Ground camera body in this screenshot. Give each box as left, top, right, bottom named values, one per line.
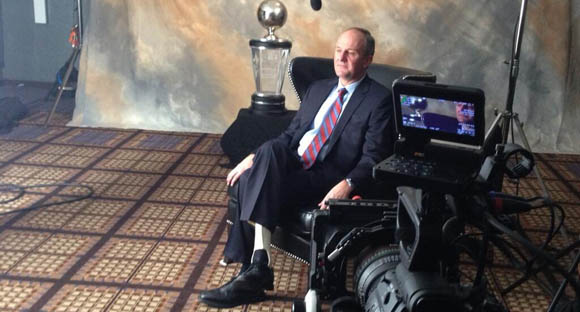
left=294, top=81, right=510, bottom=312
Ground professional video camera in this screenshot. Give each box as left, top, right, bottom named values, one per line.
left=293, top=80, right=579, bottom=312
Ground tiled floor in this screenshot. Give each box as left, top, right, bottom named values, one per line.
left=0, top=81, right=578, bottom=311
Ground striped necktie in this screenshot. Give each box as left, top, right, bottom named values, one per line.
left=302, top=88, right=347, bottom=169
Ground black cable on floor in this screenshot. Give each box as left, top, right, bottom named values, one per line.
left=0, top=183, right=94, bottom=215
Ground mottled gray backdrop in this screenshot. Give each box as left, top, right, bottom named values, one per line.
left=71, top=0, right=579, bottom=153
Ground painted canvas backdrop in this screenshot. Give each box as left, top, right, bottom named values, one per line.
left=71, top=0, right=580, bottom=153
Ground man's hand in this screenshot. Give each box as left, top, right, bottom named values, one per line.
left=226, top=154, right=255, bottom=186
left=319, top=179, right=354, bottom=210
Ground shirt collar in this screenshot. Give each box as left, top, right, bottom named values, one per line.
left=337, top=74, right=366, bottom=96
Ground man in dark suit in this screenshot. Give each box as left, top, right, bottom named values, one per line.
left=200, top=27, right=393, bottom=308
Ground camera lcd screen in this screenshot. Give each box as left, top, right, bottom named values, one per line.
left=393, top=80, right=485, bottom=146
left=400, top=95, right=476, bottom=137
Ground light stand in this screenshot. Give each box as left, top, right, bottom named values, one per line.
left=44, top=0, right=83, bottom=126
left=483, top=0, right=550, bottom=197
left=484, top=2, right=580, bottom=310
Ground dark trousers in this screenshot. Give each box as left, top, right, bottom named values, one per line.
left=224, top=140, right=342, bottom=264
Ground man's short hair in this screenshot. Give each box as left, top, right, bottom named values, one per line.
left=346, top=27, right=375, bottom=57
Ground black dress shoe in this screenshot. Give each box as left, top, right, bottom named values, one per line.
left=199, top=262, right=274, bottom=308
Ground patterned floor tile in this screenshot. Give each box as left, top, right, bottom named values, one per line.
left=129, top=258, right=195, bottom=287
left=22, top=111, right=71, bottom=126
left=109, top=149, right=150, bottom=160
left=179, top=205, right=225, bottom=223
left=132, top=160, right=174, bottom=173
left=14, top=211, right=74, bottom=230
left=53, top=128, right=132, bottom=147
left=503, top=292, right=550, bottom=312
left=181, top=154, right=221, bottom=166
left=550, top=163, right=580, bottom=181
left=58, top=182, right=110, bottom=197
left=491, top=267, right=545, bottom=294
left=0, top=125, right=67, bottom=142
left=37, top=234, right=99, bottom=255
left=133, top=202, right=185, bottom=219
left=54, top=154, right=98, bottom=168
left=18, top=178, right=62, bottom=193
left=0, top=141, right=38, bottom=153
left=116, top=172, right=161, bottom=187
left=122, top=133, right=200, bottom=152
left=207, top=244, right=228, bottom=266
left=45, top=285, right=120, bottom=311
left=75, top=170, right=124, bottom=184
left=117, top=217, right=173, bottom=237
left=42, top=196, right=92, bottom=214
left=175, top=163, right=214, bottom=175
left=76, top=258, right=142, bottom=283
left=0, top=194, right=44, bottom=216
left=0, top=251, right=27, bottom=273
left=0, top=214, right=14, bottom=227
left=271, top=269, right=309, bottom=297
left=0, top=141, right=39, bottom=162
left=0, top=175, right=25, bottom=186
left=1, top=164, right=45, bottom=178
left=192, top=136, right=223, bottom=155
left=16, top=153, right=64, bottom=166
left=81, top=199, right=135, bottom=216
left=210, top=164, right=230, bottom=178
left=149, top=241, right=206, bottom=263
left=165, top=221, right=220, bottom=241
left=94, top=238, right=157, bottom=260
left=108, top=288, right=180, bottom=312
left=161, top=176, right=204, bottom=189
left=0, top=280, right=52, bottom=311
left=560, top=204, right=580, bottom=219
left=63, top=214, right=120, bottom=233
left=94, top=158, right=137, bottom=171
left=101, top=184, right=150, bottom=200
left=8, top=253, right=78, bottom=278
left=0, top=230, right=51, bottom=251
left=246, top=300, right=295, bottom=312
left=199, top=178, right=228, bottom=192
left=74, top=239, right=158, bottom=282
left=149, top=187, right=197, bottom=203
left=143, top=151, right=182, bottom=163
left=190, top=190, right=228, bottom=206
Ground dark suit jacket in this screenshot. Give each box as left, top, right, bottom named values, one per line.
left=273, top=75, right=394, bottom=190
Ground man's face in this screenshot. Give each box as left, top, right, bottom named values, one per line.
left=334, top=30, right=373, bottom=85
left=456, top=102, right=474, bottom=124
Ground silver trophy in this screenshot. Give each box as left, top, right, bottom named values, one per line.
left=249, top=0, right=292, bottom=114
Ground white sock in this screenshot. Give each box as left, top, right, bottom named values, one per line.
left=252, top=223, right=271, bottom=265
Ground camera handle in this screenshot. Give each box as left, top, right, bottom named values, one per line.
left=397, top=187, right=447, bottom=272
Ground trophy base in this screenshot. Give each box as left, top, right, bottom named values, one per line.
left=251, top=93, right=286, bottom=115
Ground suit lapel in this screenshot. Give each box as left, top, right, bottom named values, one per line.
left=324, top=76, right=371, bottom=153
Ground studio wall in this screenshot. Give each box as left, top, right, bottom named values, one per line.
left=71, top=0, right=580, bottom=153
left=0, top=0, right=90, bottom=82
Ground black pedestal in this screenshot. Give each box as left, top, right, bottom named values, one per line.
left=220, top=108, right=296, bottom=166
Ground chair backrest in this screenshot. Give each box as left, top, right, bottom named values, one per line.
left=287, top=56, right=436, bottom=103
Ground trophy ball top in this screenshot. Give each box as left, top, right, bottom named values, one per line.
left=257, top=0, right=287, bottom=30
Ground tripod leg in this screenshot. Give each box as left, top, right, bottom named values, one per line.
left=484, top=112, right=506, bottom=148
left=512, top=114, right=551, bottom=198
left=44, top=47, right=80, bottom=127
